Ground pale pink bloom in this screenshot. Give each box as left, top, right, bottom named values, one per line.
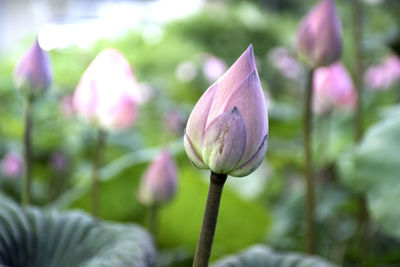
left=296, top=0, right=342, bottom=67
left=202, top=55, right=227, bottom=82
left=184, top=45, right=268, bottom=177
left=268, top=47, right=302, bottom=79
left=15, top=39, right=52, bottom=93
left=1, top=152, right=23, bottom=179
left=365, top=55, right=400, bottom=90
left=313, top=62, right=357, bottom=114
left=73, top=49, right=139, bottom=130
left=138, top=149, right=177, bottom=205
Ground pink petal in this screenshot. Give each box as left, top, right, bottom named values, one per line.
left=223, top=71, right=268, bottom=167
left=229, top=134, right=268, bottom=177
left=185, top=83, right=217, bottom=157
left=206, top=45, right=257, bottom=128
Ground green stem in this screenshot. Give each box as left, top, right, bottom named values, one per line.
left=21, top=95, right=34, bottom=205
left=353, top=0, right=369, bottom=265
left=149, top=203, right=159, bottom=237
left=193, top=172, right=227, bottom=267
left=91, top=128, right=106, bottom=217
left=303, top=68, right=315, bottom=254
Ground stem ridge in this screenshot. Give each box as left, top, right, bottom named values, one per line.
left=304, top=68, right=315, bottom=254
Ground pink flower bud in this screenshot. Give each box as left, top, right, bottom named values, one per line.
left=14, top=39, right=52, bottom=93
left=138, top=150, right=177, bottom=205
left=184, top=45, right=269, bottom=177
left=296, top=0, right=342, bottom=68
left=313, top=62, right=357, bottom=114
left=364, top=55, right=400, bottom=90
left=73, top=48, right=139, bottom=130
left=1, top=152, right=23, bottom=179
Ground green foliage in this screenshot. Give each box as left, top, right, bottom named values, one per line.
left=339, top=106, right=400, bottom=239
left=0, top=195, right=156, bottom=267
left=211, top=245, right=337, bottom=267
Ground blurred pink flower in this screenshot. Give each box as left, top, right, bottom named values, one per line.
left=268, top=47, right=302, bottom=79
left=137, top=149, right=177, bottom=206
left=163, top=108, right=186, bottom=135
left=313, top=62, right=357, bottom=114
left=73, top=48, right=140, bottom=130
left=1, top=152, right=23, bottom=179
left=60, top=95, right=74, bottom=118
left=14, top=39, right=52, bottom=93
left=296, top=0, right=342, bottom=67
left=365, top=55, right=400, bottom=90
left=202, top=55, right=227, bottom=82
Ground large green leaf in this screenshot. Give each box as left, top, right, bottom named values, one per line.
left=0, top=196, right=156, bottom=267
left=211, top=245, right=337, bottom=267
left=158, top=167, right=271, bottom=260
left=338, top=106, right=400, bottom=238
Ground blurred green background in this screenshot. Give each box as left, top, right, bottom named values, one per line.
left=1, top=0, right=400, bottom=266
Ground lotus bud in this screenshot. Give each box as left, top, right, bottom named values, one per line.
left=14, top=39, right=52, bottom=95
left=184, top=45, right=268, bottom=177
left=313, top=62, right=357, bottom=114
left=73, top=48, right=139, bottom=130
left=296, top=0, right=342, bottom=68
left=138, top=149, right=177, bottom=206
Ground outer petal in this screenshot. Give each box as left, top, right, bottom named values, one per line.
left=229, top=134, right=268, bottom=177
left=202, top=107, right=246, bottom=174
left=205, top=45, right=257, bottom=127
left=184, top=132, right=208, bottom=169
left=224, top=71, right=268, bottom=167
left=185, top=83, right=217, bottom=157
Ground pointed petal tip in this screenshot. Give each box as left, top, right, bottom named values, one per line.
left=231, top=106, right=240, bottom=115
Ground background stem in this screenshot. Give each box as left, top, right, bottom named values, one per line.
left=303, top=68, right=315, bottom=254
left=352, top=0, right=369, bottom=265
left=149, top=203, right=158, bottom=237
left=91, top=128, right=106, bottom=217
left=193, top=172, right=227, bottom=267
left=21, top=95, right=34, bottom=205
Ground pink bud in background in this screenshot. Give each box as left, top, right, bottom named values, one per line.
left=138, top=149, right=177, bottom=206
left=14, top=39, right=52, bottom=93
left=296, top=0, right=342, bottom=68
left=313, top=62, right=357, bottom=114
left=202, top=55, right=227, bottom=82
left=364, top=55, right=400, bottom=90
left=1, top=152, right=23, bottom=179
left=184, top=45, right=268, bottom=177
left=268, top=47, right=302, bottom=79
left=73, top=48, right=139, bottom=130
